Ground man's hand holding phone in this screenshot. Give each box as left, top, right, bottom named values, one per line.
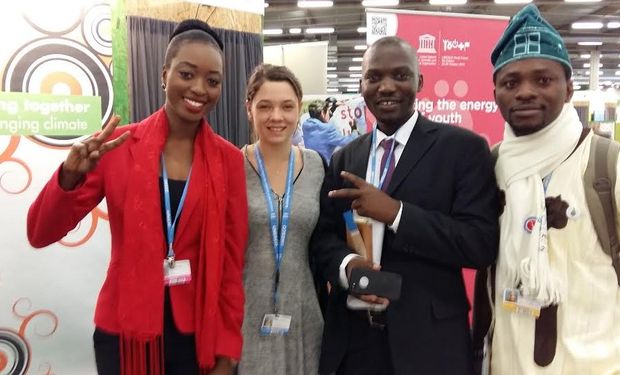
left=346, top=258, right=398, bottom=306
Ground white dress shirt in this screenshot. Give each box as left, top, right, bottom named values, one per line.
left=339, top=111, right=419, bottom=310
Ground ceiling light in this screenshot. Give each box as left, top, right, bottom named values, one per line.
left=573, top=85, right=581, bottom=90
left=327, top=66, right=336, bottom=71
left=430, top=0, right=467, bottom=4
left=289, top=28, right=302, bottom=34
left=494, top=0, right=532, bottom=4
left=571, top=22, right=604, bottom=29
left=616, top=71, right=620, bottom=76
left=352, top=57, right=363, bottom=62
left=298, top=1, right=334, bottom=8
left=345, top=83, right=360, bottom=87
left=306, top=27, right=335, bottom=34
left=580, top=54, right=591, bottom=58
left=354, top=45, right=368, bottom=50
left=607, top=22, right=620, bottom=29
left=327, top=88, right=339, bottom=92
left=349, top=66, right=362, bottom=71
left=350, top=73, right=362, bottom=78
left=346, top=87, right=359, bottom=92
left=584, top=63, right=603, bottom=68
left=357, top=27, right=367, bottom=33
left=361, top=0, right=399, bottom=6
left=339, top=78, right=360, bottom=82
left=578, top=41, right=603, bottom=46
left=327, top=73, right=337, bottom=78
left=564, top=0, right=601, bottom=2
left=264, top=2, right=269, bottom=7
left=263, top=28, right=283, bottom=35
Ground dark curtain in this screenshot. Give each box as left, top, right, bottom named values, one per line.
left=127, top=16, right=262, bottom=146
left=127, top=17, right=174, bottom=124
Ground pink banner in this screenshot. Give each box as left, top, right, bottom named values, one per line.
left=367, top=10, right=508, bottom=145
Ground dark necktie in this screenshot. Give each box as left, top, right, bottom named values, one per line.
left=379, top=138, right=396, bottom=191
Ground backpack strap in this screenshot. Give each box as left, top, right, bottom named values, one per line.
left=584, top=134, right=620, bottom=286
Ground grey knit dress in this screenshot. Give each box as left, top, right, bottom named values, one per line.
left=238, top=148, right=324, bottom=375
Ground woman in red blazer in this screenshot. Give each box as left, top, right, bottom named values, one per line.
left=27, top=19, right=248, bottom=375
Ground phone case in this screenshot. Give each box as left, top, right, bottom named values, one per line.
left=349, top=268, right=402, bottom=301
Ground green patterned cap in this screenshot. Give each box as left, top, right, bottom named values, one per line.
left=491, top=4, right=571, bottom=77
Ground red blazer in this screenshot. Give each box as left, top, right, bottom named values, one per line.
left=27, top=117, right=248, bottom=361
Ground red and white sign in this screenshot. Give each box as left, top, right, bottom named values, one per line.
left=367, top=9, right=508, bottom=146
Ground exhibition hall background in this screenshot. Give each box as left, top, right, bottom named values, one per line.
left=0, top=1, right=262, bottom=373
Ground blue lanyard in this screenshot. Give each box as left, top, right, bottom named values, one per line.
left=254, top=144, right=295, bottom=313
left=369, top=127, right=397, bottom=189
left=161, top=153, right=192, bottom=264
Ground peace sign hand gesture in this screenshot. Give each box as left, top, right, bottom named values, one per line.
left=328, top=171, right=401, bottom=225
left=60, top=116, right=130, bottom=190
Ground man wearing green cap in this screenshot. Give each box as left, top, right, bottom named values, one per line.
left=473, top=4, right=620, bottom=375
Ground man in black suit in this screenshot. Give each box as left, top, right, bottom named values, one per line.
left=313, top=36, right=499, bottom=375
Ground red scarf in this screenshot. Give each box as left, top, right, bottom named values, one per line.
left=117, top=108, right=227, bottom=373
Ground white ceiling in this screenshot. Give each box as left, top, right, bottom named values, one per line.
left=263, top=0, right=620, bottom=92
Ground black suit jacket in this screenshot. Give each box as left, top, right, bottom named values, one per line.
left=313, top=115, right=500, bottom=375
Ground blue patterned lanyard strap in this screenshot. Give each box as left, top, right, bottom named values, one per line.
left=254, top=145, right=295, bottom=313
left=161, top=153, right=192, bottom=264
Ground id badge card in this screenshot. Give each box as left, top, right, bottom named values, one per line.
left=502, top=288, right=541, bottom=318
left=260, top=313, right=291, bottom=336
left=163, top=259, right=191, bottom=286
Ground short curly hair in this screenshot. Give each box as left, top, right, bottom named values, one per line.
left=308, top=100, right=327, bottom=119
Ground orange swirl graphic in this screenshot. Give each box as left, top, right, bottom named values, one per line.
left=59, top=206, right=108, bottom=247
left=0, top=136, right=32, bottom=194
left=12, top=299, right=58, bottom=338
left=0, top=136, right=19, bottom=160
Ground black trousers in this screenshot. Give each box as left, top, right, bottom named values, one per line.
left=335, top=310, right=394, bottom=375
left=93, top=289, right=198, bottom=375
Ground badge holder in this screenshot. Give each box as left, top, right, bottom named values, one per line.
left=163, top=258, right=191, bottom=286
left=260, top=313, right=291, bottom=336
left=502, top=288, right=541, bottom=318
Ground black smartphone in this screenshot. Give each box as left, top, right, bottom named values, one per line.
left=349, top=268, right=402, bottom=301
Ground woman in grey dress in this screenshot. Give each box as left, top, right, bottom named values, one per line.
left=238, top=64, right=324, bottom=374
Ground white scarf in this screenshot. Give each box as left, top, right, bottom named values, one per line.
left=495, top=103, right=583, bottom=306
